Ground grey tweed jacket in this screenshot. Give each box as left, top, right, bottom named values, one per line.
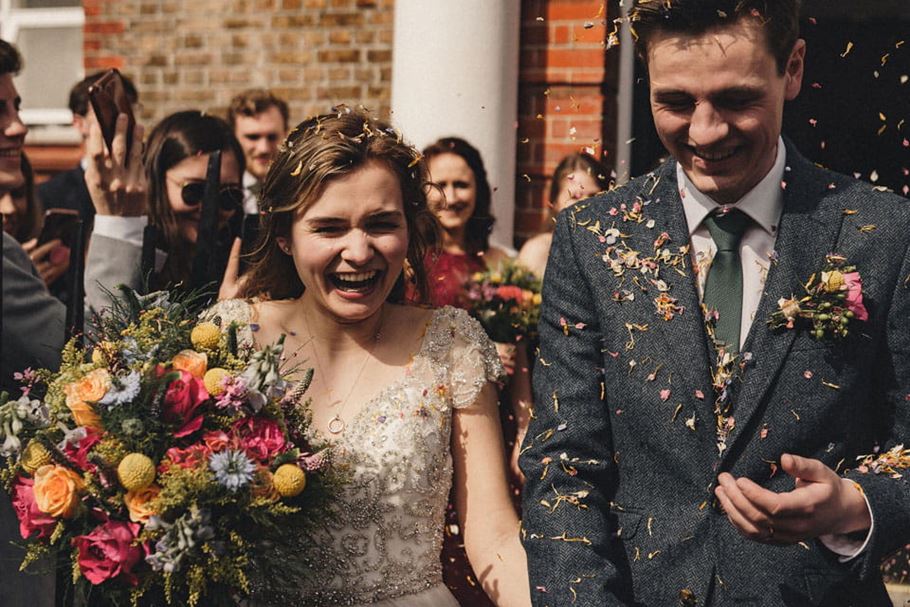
left=520, top=141, right=910, bottom=606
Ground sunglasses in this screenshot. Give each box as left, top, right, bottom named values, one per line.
left=170, top=179, right=244, bottom=211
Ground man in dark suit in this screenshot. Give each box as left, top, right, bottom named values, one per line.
left=36, top=71, right=138, bottom=221
left=520, top=1, right=909, bottom=605
left=1, top=40, right=147, bottom=606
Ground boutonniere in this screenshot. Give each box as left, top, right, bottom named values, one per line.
left=768, top=254, right=868, bottom=340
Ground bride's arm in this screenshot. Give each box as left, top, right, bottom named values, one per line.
left=452, top=383, right=531, bottom=607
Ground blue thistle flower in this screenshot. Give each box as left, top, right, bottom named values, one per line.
left=98, top=371, right=141, bottom=408
left=208, top=449, right=255, bottom=492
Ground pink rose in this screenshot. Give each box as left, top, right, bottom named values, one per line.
left=73, top=521, right=144, bottom=585
left=233, top=417, right=286, bottom=462
left=161, top=444, right=209, bottom=471
left=162, top=370, right=209, bottom=438
left=202, top=430, right=232, bottom=453
left=843, top=271, right=868, bottom=322
left=63, top=427, right=103, bottom=472
left=11, top=476, right=57, bottom=539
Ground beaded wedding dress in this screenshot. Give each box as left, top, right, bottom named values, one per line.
left=204, top=300, right=503, bottom=606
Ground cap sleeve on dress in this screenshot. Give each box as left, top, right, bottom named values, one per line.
left=199, top=298, right=255, bottom=352
left=434, top=306, right=504, bottom=409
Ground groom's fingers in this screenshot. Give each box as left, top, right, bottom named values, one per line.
left=719, top=474, right=773, bottom=522
left=715, top=485, right=766, bottom=540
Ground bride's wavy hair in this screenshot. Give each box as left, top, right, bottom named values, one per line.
left=240, top=108, right=439, bottom=302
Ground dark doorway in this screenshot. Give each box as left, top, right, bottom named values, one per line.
left=629, top=2, right=910, bottom=198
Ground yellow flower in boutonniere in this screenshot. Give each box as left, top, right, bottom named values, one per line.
left=768, top=254, right=867, bottom=340
left=821, top=270, right=845, bottom=292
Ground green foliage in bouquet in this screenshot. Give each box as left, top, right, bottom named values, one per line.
left=463, top=259, right=542, bottom=344
left=0, top=287, right=337, bottom=607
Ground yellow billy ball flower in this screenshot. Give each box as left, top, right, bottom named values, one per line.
left=204, top=368, right=231, bottom=396
left=190, top=322, right=221, bottom=351
left=117, top=453, right=156, bottom=491
left=21, top=441, right=53, bottom=474
left=273, top=464, right=307, bottom=497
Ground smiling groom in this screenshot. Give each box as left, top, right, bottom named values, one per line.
left=520, top=1, right=910, bottom=605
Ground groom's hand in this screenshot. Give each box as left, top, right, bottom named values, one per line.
left=714, top=453, right=871, bottom=545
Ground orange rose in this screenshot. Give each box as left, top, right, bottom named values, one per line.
left=172, top=350, right=208, bottom=379
left=124, top=485, right=160, bottom=523
left=68, top=401, right=102, bottom=429
left=64, top=369, right=111, bottom=429
left=33, top=464, right=84, bottom=519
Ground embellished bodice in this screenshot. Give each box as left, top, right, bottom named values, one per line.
left=202, top=301, right=503, bottom=605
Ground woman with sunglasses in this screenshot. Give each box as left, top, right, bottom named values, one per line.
left=144, top=110, right=245, bottom=291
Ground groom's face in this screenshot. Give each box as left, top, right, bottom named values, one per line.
left=646, top=18, right=805, bottom=204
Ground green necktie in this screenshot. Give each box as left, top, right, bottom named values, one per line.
left=702, top=208, right=751, bottom=352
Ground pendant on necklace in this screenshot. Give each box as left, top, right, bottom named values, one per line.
left=327, top=415, right=346, bottom=434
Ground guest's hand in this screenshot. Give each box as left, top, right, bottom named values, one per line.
left=715, top=453, right=871, bottom=545
left=85, top=113, right=146, bottom=217
left=22, top=237, right=71, bottom=286
left=218, top=237, right=246, bottom=301
left=495, top=341, right=517, bottom=376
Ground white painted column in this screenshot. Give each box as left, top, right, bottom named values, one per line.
left=391, top=0, right=521, bottom=249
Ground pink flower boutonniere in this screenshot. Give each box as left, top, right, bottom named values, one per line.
left=768, top=254, right=868, bottom=340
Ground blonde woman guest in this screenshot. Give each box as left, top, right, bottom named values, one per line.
left=518, top=152, right=609, bottom=279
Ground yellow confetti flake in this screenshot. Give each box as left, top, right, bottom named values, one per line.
left=290, top=160, right=303, bottom=176
left=841, top=41, right=854, bottom=57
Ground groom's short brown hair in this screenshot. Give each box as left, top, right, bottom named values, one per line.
left=632, top=0, right=802, bottom=75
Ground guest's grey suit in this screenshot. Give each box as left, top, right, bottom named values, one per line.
left=520, top=141, right=910, bottom=606
left=1, top=230, right=144, bottom=606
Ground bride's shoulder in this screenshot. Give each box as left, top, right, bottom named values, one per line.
left=200, top=298, right=255, bottom=326
left=421, top=305, right=496, bottom=356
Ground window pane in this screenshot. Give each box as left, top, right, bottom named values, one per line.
left=14, top=26, right=82, bottom=116
left=12, top=0, right=80, bottom=7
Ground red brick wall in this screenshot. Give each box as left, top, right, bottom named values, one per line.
left=516, top=0, right=616, bottom=244
left=78, top=1, right=616, bottom=247
left=82, top=0, right=395, bottom=125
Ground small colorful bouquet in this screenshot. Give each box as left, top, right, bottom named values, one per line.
left=768, top=253, right=869, bottom=341
left=0, top=287, right=331, bottom=606
left=463, top=259, right=542, bottom=344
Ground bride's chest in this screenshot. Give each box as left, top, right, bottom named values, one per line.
left=327, top=374, right=456, bottom=492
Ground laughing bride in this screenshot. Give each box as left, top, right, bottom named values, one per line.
left=205, top=109, right=530, bottom=607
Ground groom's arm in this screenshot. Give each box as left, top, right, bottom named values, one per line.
left=520, top=211, right=628, bottom=606
left=845, top=237, right=910, bottom=579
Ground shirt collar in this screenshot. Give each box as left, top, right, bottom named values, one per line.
left=243, top=170, right=259, bottom=189
left=678, top=136, right=786, bottom=238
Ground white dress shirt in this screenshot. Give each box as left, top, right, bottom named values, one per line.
left=242, top=170, right=260, bottom=216
left=677, top=137, right=871, bottom=561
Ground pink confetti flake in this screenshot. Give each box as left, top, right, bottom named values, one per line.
left=659, top=389, right=671, bottom=402
left=803, top=370, right=814, bottom=379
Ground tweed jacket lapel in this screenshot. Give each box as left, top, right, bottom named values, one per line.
left=719, top=142, right=847, bottom=468
left=642, top=164, right=716, bottom=394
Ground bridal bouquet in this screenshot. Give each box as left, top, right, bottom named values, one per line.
left=0, top=288, right=330, bottom=607
left=463, top=259, right=542, bottom=343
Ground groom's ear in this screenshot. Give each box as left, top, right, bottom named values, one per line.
left=783, top=39, right=806, bottom=101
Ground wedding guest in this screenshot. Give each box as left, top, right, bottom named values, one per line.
left=0, top=38, right=146, bottom=607
left=517, top=152, right=609, bottom=279
left=227, top=88, right=289, bottom=215
left=205, top=109, right=530, bottom=606
left=418, top=137, right=510, bottom=307
left=37, top=70, right=139, bottom=222
left=143, top=110, right=245, bottom=293
left=1, top=153, right=40, bottom=241
left=415, top=136, right=531, bottom=605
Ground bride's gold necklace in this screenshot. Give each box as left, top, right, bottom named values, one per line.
left=302, top=306, right=384, bottom=435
